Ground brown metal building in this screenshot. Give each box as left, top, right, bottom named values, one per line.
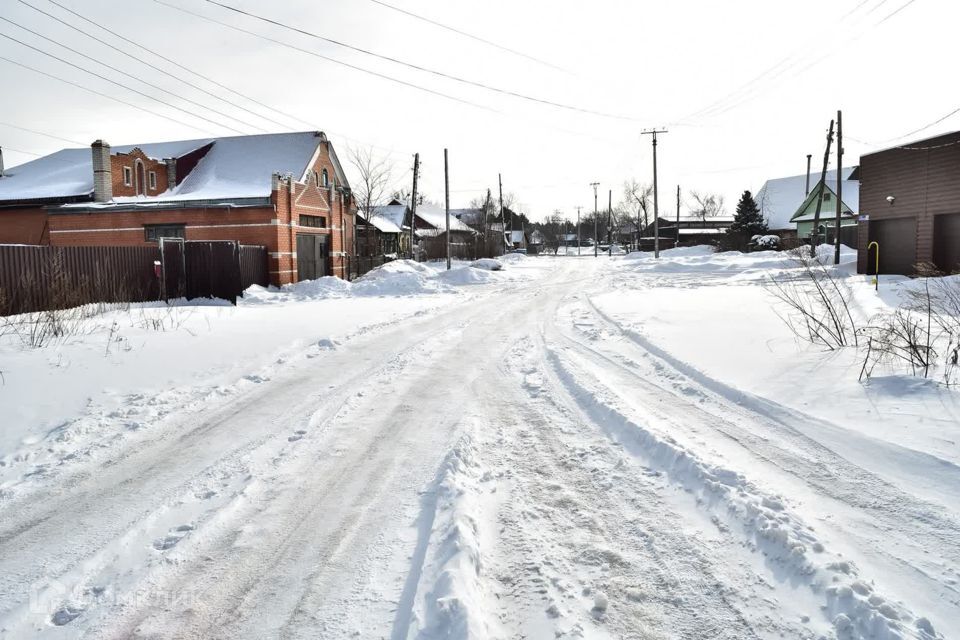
left=857, top=130, right=960, bottom=275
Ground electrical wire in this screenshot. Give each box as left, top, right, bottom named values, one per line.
left=150, top=0, right=503, bottom=116
left=37, top=0, right=416, bottom=160
left=29, top=0, right=302, bottom=131
left=0, top=120, right=86, bottom=145
left=0, top=53, right=216, bottom=134
left=366, top=0, right=569, bottom=74
left=675, top=0, right=919, bottom=125
left=0, top=15, right=263, bottom=134
left=0, top=145, right=42, bottom=157
left=202, top=0, right=641, bottom=122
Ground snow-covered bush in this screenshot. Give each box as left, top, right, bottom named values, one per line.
left=751, top=235, right=780, bottom=250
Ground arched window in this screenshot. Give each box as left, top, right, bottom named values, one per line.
left=135, top=159, right=146, bottom=196
left=321, top=169, right=329, bottom=187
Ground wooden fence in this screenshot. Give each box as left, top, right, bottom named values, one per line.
left=0, top=242, right=269, bottom=316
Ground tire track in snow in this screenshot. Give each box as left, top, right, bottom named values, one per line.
left=544, top=292, right=949, bottom=638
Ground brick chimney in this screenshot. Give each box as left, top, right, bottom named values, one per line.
left=164, top=157, right=176, bottom=188
left=91, top=139, right=112, bottom=202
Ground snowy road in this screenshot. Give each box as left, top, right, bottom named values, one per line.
left=1, top=256, right=955, bottom=639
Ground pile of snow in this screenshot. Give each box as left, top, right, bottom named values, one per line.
left=619, top=245, right=858, bottom=277
left=608, top=244, right=626, bottom=255
left=406, top=434, right=498, bottom=638
left=242, top=277, right=352, bottom=304
left=352, top=260, right=452, bottom=297
left=469, top=258, right=503, bottom=271
left=499, top=253, right=526, bottom=265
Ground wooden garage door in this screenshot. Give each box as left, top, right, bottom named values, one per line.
left=934, top=213, right=960, bottom=274
left=296, top=234, right=329, bottom=281
left=869, top=217, right=917, bottom=275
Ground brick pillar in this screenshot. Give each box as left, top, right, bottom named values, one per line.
left=91, top=140, right=112, bottom=202
left=164, top=157, right=176, bottom=188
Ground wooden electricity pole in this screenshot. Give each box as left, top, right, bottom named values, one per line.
left=498, top=173, right=505, bottom=255
left=608, top=189, right=612, bottom=248
left=590, top=182, right=599, bottom=257
left=834, top=110, right=843, bottom=265
left=810, top=120, right=835, bottom=258
left=410, top=152, right=419, bottom=260
left=676, top=185, right=681, bottom=248
left=641, top=129, right=668, bottom=259
left=444, top=148, right=451, bottom=270
left=575, top=206, right=582, bottom=255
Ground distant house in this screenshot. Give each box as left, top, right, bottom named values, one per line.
left=0, top=131, right=356, bottom=285
left=506, top=229, right=526, bottom=251
left=409, top=203, right=477, bottom=259
left=857, top=131, right=960, bottom=275
left=359, top=203, right=407, bottom=258
left=756, top=167, right=859, bottom=241
left=788, top=178, right=858, bottom=240
left=527, top=229, right=545, bottom=254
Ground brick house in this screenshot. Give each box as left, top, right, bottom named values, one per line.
left=857, top=131, right=960, bottom=275
left=0, top=131, right=356, bottom=285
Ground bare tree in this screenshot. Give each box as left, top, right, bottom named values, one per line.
left=348, top=146, right=394, bottom=258
left=620, top=180, right=653, bottom=248
left=689, top=191, right=726, bottom=224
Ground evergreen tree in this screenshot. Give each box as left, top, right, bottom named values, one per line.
left=728, top=190, right=767, bottom=237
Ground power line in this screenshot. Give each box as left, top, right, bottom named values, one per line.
left=0, top=146, right=42, bottom=157
left=0, top=120, right=85, bottom=145
left=0, top=53, right=215, bottom=134
left=38, top=0, right=415, bottom=161
left=367, top=0, right=569, bottom=74
left=674, top=0, right=915, bottom=125
left=17, top=0, right=288, bottom=131
left=151, top=0, right=503, bottom=116
left=202, top=0, right=641, bottom=122
left=0, top=16, right=260, bottom=134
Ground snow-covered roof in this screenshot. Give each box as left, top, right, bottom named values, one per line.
left=369, top=204, right=408, bottom=232
left=508, top=230, right=525, bottom=243
left=358, top=209, right=403, bottom=233
left=414, top=204, right=476, bottom=233
left=0, top=132, right=325, bottom=205
left=755, top=167, right=858, bottom=230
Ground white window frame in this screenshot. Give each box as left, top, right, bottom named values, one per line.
left=123, top=166, right=132, bottom=186
left=148, top=171, right=157, bottom=190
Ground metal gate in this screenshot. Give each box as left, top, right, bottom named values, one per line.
left=869, top=217, right=917, bottom=275
left=296, top=234, right=329, bottom=280
left=160, top=240, right=267, bottom=303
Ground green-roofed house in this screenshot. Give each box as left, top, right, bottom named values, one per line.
left=789, top=172, right=859, bottom=240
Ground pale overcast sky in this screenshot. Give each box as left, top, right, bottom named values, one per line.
left=1, top=0, right=957, bottom=220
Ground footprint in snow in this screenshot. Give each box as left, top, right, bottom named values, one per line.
left=152, top=524, right=195, bottom=551
left=287, top=429, right=308, bottom=442
left=51, top=604, right=84, bottom=626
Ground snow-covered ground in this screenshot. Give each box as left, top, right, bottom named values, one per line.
left=0, top=250, right=956, bottom=639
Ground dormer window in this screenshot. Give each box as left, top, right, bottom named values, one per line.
left=321, top=169, right=329, bottom=187
left=123, top=167, right=132, bottom=186
left=148, top=171, right=157, bottom=190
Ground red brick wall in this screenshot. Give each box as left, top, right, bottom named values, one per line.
left=23, top=138, right=357, bottom=287
left=111, top=149, right=169, bottom=197
left=0, top=207, right=48, bottom=245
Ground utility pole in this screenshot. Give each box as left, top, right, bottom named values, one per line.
left=641, top=129, right=668, bottom=259
left=607, top=189, right=612, bottom=249
left=590, top=182, right=599, bottom=257
left=444, top=148, right=451, bottom=270
left=575, top=206, right=582, bottom=256
left=410, top=152, right=419, bottom=261
left=498, top=173, right=505, bottom=255
left=810, top=119, right=835, bottom=258
left=676, top=185, right=681, bottom=249
left=834, top=110, right=843, bottom=266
